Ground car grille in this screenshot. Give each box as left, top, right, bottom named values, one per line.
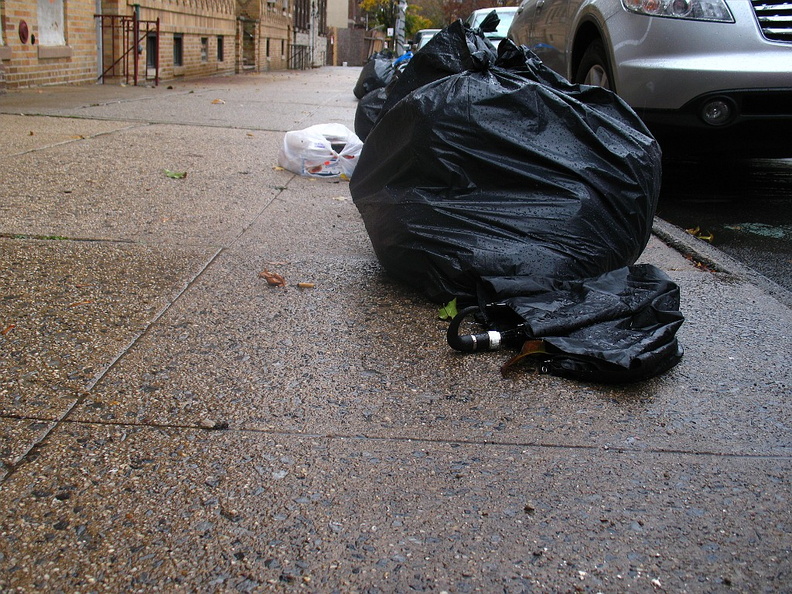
left=751, top=0, right=792, bottom=42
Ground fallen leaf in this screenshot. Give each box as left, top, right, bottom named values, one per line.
left=697, top=231, right=714, bottom=242
left=1, top=324, right=15, bottom=336
left=69, top=300, right=93, bottom=308
left=297, top=282, right=315, bottom=289
left=273, top=166, right=285, bottom=171
left=683, top=254, right=714, bottom=272
left=164, top=169, right=187, bottom=179
left=211, top=98, right=225, bottom=104
left=28, top=131, right=35, bottom=136
left=259, top=269, right=286, bottom=287
left=685, top=225, right=714, bottom=242
left=438, top=298, right=458, bottom=321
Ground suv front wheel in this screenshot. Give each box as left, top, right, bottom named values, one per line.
left=575, top=40, right=614, bottom=91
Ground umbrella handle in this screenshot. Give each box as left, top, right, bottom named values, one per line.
left=447, top=306, right=504, bottom=352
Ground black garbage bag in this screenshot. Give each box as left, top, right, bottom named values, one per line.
left=377, top=20, right=496, bottom=120
left=353, top=50, right=395, bottom=99
left=447, top=264, right=684, bottom=383
left=354, top=20, right=495, bottom=140
left=355, top=85, right=389, bottom=141
left=350, top=24, right=662, bottom=304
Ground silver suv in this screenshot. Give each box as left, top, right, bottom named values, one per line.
left=506, top=0, right=792, bottom=157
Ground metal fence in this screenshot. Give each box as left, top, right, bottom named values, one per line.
left=288, top=44, right=311, bottom=70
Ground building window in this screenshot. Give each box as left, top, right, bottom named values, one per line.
left=217, top=36, right=224, bottom=61
left=266, top=38, right=270, bottom=58
left=295, top=0, right=310, bottom=31
left=37, top=0, right=65, bottom=45
left=146, top=33, right=157, bottom=68
left=317, top=0, right=327, bottom=35
left=281, top=40, right=285, bottom=55
left=201, top=37, right=208, bottom=62
left=173, top=34, right=183, bottom=67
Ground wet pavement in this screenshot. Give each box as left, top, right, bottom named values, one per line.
left=658, top=158, right=792, bottom=293
left=0, top=69, right=791, bottom=592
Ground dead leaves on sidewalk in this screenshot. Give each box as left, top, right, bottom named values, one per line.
left=258, top=266, right=315, bottom=290
left=259, top=269, right=286, bottom=287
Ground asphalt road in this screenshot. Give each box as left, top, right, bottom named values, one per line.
left=657, top=157, right=792, bottom=292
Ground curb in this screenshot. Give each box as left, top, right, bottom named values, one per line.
left=653, top=216, right=792, bottom=308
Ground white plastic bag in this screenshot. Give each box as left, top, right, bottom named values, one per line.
left=278, top=123, right=363, bottom=179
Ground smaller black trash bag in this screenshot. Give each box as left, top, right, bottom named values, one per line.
left=354, top=54, right=412, bottom=141
left=355, top=85, right=389, bottom=141
left=355, top=21, right=496, bottom=141
left=447, top=264, right=684, bottom=383
left=353, top=50, right=396, bottom=99
left=377, top=20, right=496, bottom=117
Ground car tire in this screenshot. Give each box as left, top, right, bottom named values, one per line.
left=575, top=40, right=614, bottom=91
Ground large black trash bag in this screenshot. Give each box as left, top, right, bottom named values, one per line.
left=447, top=264, right=684, bottom=383
left=353, top=50, right=395, bottom=99
left=350, top=26, right=662, bottom=304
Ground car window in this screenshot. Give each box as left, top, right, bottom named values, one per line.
left=470, top=9, right=517, bottom=38
left=493, top=11, right=516, bottom=36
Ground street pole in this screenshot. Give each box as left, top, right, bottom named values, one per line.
left=394, top=0, right=407, bottom=55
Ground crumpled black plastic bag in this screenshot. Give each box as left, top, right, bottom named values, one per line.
left=350, top=23, right=662, bottom=304
left=354, top=21, right=495, bottom=140
left=354, top=85, right=388, bottom=141
left=353, top=50, right=395, bottom=99
left=469, top=264, right=684, bottom=383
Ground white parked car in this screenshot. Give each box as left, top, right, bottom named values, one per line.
left=465, top=7, right=519, bottom=50
left=413, top=29, right=441, bottom=51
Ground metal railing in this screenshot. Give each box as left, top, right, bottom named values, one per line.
left=95, top=13, right=160, bottom=86
left=288, top=44, right=311, bottom=70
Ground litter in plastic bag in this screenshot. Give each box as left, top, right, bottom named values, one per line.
left=350, top=22, right=662, bottom=304
left=354, top=50, right=395, bottom=99
left=278, top=123, right=363, bottom=179
left=447, top=264, right=684, bottom=383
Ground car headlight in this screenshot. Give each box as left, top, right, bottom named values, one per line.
left=621, top=0, right=734, bottom=22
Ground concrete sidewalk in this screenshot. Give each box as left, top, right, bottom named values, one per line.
left=0, top=68, right=789, bottom=592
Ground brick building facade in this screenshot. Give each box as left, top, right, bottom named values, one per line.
left=0, top=0, right=330, bottom=88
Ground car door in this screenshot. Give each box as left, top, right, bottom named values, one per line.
left=527, top=0, right=574, bottom=76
